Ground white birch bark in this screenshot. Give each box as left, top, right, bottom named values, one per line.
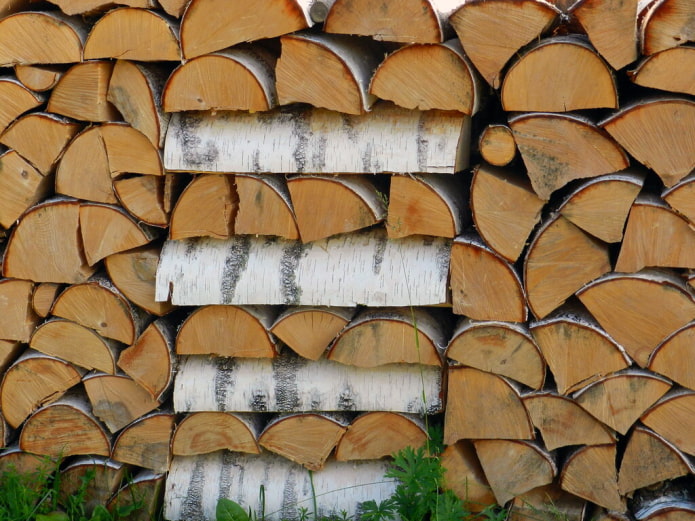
left=163, top=103, right=470, bottom=174
left=156, top=229, right=451, bottom=307
left=173, top=353, right=443, bottom=414
left=165, top=452, right=397, bottom=521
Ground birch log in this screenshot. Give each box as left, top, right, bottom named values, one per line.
left=156, top=229, right=451, bottom=307
left=173, top=353, right=443, bottom=414
left=0, top=150, right=52, bottom=229
left=165, top=452, right=396, bottom=521
left=0, top=77, right=44, bottom=133
left=163, top=103, right=470, bottom=174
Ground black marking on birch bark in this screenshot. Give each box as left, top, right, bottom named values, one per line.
left=280, top=241, right=304, bottom=305
left=372, top=233, right=387, bottom=274
left=253, top=149, right=262, bottom=173
left=338, top=385, right=357, bottom=411
left=220, top=235, right=251, bottom=305
left=176, top=114, right=219, bottom=169
left=218, top=450, right=238, bottom=503
left=250, top=389, right=269, bottom=412
left=361, top=142, right=373, bottom=173
left=417, top=114, right=429, bottom=172
left=214, top=357, right=237, bottom=412
left=184, top=236, right=201, bottom=256
left=341, top=114, right=358, bottom=144
left=312, top=135, right=327, bottom=171
left=291, top=112, right=310, bottom=173
left=436, top=240, right=452, bottom=281
left=281, top=464, right=300, bottom=520
left=180, top=456, right=205, bottom=520
left=273, top=353, right=301, bottom=411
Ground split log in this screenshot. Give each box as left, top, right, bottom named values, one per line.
left=113, top=175, right=170, bottom=227
left=0, top=149, right=52, bottom=229
left=14, top=64, right=64, bottom=92
left=118, top=318, right=176, bottom=401
left=270, top=306, right=354, bottom=361
left=560, top=444, right=625, bottom=512
left=629, top=45, right=695, bottom=96
left=0, top=278, right=39, bottom=342
left=111, top=410, right=175, bottom=472
left=169, top=174, right=236, bottom=240
left=473, top=439, right=556, bottom=505
left=165, top=452, right=396, bottom=521
left=0, top=340, right=22, bottom=374
left=639, top=0, right=695, bottom=55
left=449, top=232, right=527, bottom=322
left=522, top=392, right=617, bottom=451
left=0, top=112, right=82, bottom=175
left=631, top=480, right=695, bottom=521
left=171, top=412, right=261, bottom=456
left=370, top=39, right=483, bottom=114
left=501, top=35, right=618, bottom=112
left=663, top=173, right=695, bottom=225
left=179, top=0, right=325, bottom=59
left=287, top=175, right=386, bottom=242
left=162, top=46, right=277, bottom=113
left=572, top=369, right=671, bottom=435
left=469, top=163, right=544, bottom=262
left=326, top=307, right=446, bottom=367
left=98, top=122, right=163, bottom=177
left=616, top=193, right=695, bottom=272
left=156, top=230, right=451, bottom=307
left=173, top=353, right=443, bottom=414
left=19, top=390, right=111, bottom=458
left=59, top=457, right=126, bottom=517
left=107, top=60, right=170, bottom=148
left=0, top=11, right=87, bottom=66
left=158, top=0, right=186, bottom=17
left=3, top=198, right=96, bottom=284
left=440, top=441, right=496, bottom=513
left=449, top=0, right=559, bottom=88
left=32, top=283, right=63, bottom=318
left=572, top=0, right=639, bottom=70
left=601, top=97, right=695, bottom=187
left=446, top=319, right=545, bottom=390
left=0, top=77, right=44, bottom=133
left=509, top=112, right=629, bottom=201
left=576, top=270, right=695, bottom=367
left=175, top=305, right=277, bottom=357
left=259, top=413, right=348, bottom=470
left=50, top=274, right=146, bottom=344
left=0, top=445, right=55, bottom=475
left=529, top=304, right=630, bottom=394
left=0, top=0, right=35, bottom=18
left=29, top=318, right=119, bottom=374
left=276, top=32, right=381, bottom=114
left=334, top=412, right=427, bottom=461
left=48, top=0, right=156, bottom=14
left=104, top=243, right=175, bottom=316
left=83, top=372, right=161, bottom=433
left=444, top=366, right=533, bottom=445
left=618, top=425, right=695, bottom=495
left=163, top=104, right=470, bottom=174
left=47, top=60, right=120, bottom=122
left=641, top=389, right=695, bottom=456
left=556, top=170, right=645, bottom=243
left=649, top=322, right=695, bottom=391
left=477, top=125, right=516, bottom=167
left=107, top=469, right=165, bottom=521
left=386, top=174, right=468, bottom=239
left=524, top=214, right=611, bottom=319
left=234, top=174, right=299, bottom=240
left=83, top=7, right=181, bottom=61
left=508, top=483, right=588, bottom=521
left=80, top=202, right=158, bottom=265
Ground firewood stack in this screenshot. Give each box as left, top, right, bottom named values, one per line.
left=2, top=0, right=695, bottom=519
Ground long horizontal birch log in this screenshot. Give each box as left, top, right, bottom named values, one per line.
left=156, top=229, right=451, bottom=306
left=163, top=103, right=470, bottom=174
left=165, top=452, right=397, bottom=521
left=173, top=353, right=443, bottom=414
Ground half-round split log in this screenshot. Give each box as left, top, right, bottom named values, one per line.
left=663, top=172, right=695, bottom=225
left=0, top=278, right=39, bottom=342
left=113, top=175, right=170, bottom=227
left=107, top=469, right=165, bottom=521
left=560, top=444, right=625, bottom=512
left=14, top=64, right=64, bottom=92
left=169, top=175, right=236, bottom=240
left=639, top=0, right=695, bottom=55
left=649, top=322, right=695, bottom=391
left=641, top=389, right=695, bottom=456
left=112, top=410, right=175, bottom=472
left=0, top=77, right=45, bottom=133
left=59, top=457, right=126, bottom=517
left=630, top=45, right=695, bottom=97
left=171, top=412, right=261, bottom=456
left=234, top=174, right=299, bottom=240
left=440, top=441, right=496, bottom=512
left=0, top=149, right=53, bottom=229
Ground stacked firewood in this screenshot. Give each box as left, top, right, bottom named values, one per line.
left=2, top=0, right=695, bottom=519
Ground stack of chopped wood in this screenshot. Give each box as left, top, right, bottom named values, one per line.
left=2, top=0, right=695, bottom=519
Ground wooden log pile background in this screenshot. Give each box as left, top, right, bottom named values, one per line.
left=2, top=0, right=695, bottom=519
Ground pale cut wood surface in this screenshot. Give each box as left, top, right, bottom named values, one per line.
left=509, top=483, right=588, bottom=521
left=234, top=174, right=299, bottom=240
left=577, top=270, right=695, bottom=367
left=560, top=444, right=625, bottom=512
left=107, top=469, right=165, bottom=521
left=0, top=340, right=22, bottom=375
left=501, top=36, right=618, bottom=112
left=478, top=125, right=516, bottom=167
left=59, top=457, right=125, bottom=517
left=156, top=230, right=451, bottom=307
left=510, top=112, right=629, bottom=200
left=0, top=77, right=44, bottom=133
left=649, top=322, right=695, bottom=391
left=630, top=45, right=695, bottom=96
left=663, top=172, right=695, bottom=224
left=440, top=441, right=496, bottom=512
left=171, top=412, right=261, bottom=456
left=0, top=149, right=52, bottom=228
left=641, top=390, right=695, bottom=456
left=163, top=104, right=470, bottom=174
left=169, top=175, right=236, bottom=240
left=640, top=0, right=695, bottom=55
left=14, top=64, right=64, bottom=92
left=469, top=163, right=544, bottom=262
left=446, top=319, right=545, bottom=390
left=450, top=0, right=559, bottom=88
left=83, top=7, right=181, bottom=61
left=173, top=353, right=443, bottom=414
left=158, top=0, right=187, bottom=17
left=163, top=46, right=277, bottom=113
left=32, top=283, right=63, bottom=318
left=165, top=452, right=396, bottom=521
left=47, top=0, right=154, bottom=14
left=114, top=175, right=169, bottom=227
left=276, top=32, right=380, bottom=114
left=370, top=39, right=483, bottom=114
left=523, top=392, right=617, bottom=451
left=112, top=411, right=175, bottom=472
left=0, top=278, right=39, bottom=342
